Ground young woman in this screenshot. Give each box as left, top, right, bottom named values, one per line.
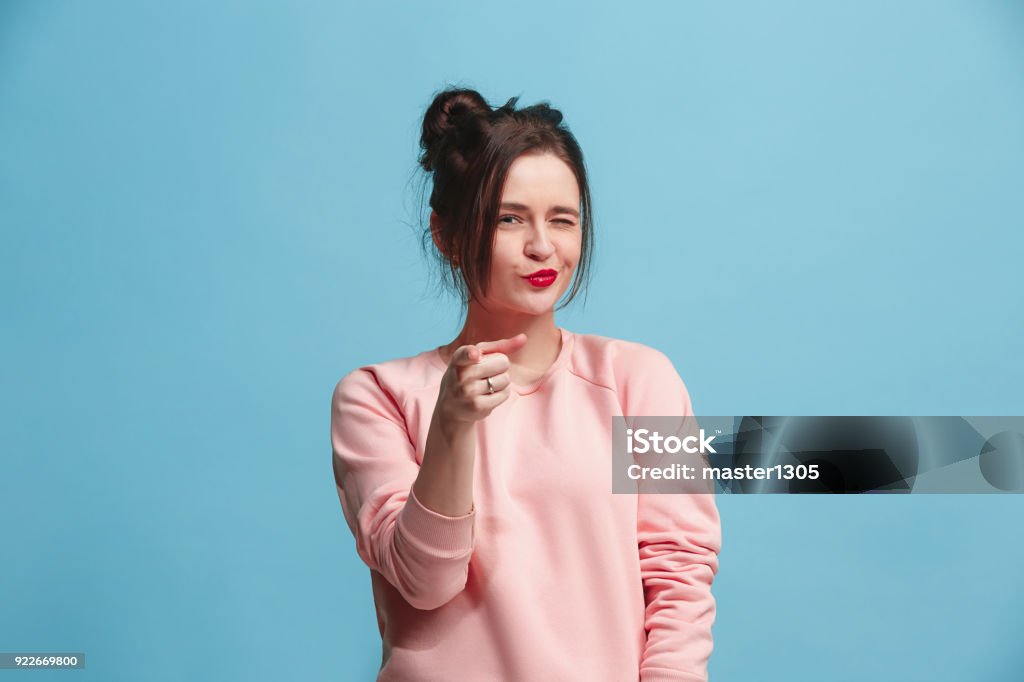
left=331, top=87, right=722, bottom=681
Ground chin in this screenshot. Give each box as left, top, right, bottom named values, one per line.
left=494, top=297, right=555, bottom=316
left=522, top=298, right=563, bottom=315
left=489, top=285, right=568, bottom=315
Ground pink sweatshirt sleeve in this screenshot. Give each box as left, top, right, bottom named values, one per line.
left=330, top=368, right=476, bottom=611
left=621, top=348, right=723, bottom=682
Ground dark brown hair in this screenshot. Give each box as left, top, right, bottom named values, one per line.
left=418, top=87, right=594, bottom=310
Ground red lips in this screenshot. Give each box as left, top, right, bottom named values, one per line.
left=524, top=269, right=557, bottom=288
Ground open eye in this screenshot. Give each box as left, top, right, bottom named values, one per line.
left=498, top=215, right=521, bottom=225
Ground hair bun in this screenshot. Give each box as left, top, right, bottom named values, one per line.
left=419, top=88, right=491, bottom=172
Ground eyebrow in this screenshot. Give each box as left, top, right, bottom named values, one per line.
left=500, top=202, right=580, bottom=218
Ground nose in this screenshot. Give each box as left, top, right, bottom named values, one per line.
left=524, top=223, right=555, bottom=261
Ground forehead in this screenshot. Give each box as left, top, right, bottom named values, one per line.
left=501, top=152, right=580, bottom=205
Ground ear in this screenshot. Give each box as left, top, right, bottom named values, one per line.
left=430, top=211, right=458, bottom=266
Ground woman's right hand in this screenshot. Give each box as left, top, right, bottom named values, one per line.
left=436, top=333, right=528, bottom=425
left=415, top=333, right=528, bottom=517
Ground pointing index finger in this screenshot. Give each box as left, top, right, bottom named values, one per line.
left=452, top=344, right=481, bottom=366
left=475, top=333, right=528, bottom=356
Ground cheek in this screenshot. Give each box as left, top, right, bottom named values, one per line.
left=562, top=237, right=582, bottom=267
left=486, top=240, right=508, bottom=265
left=490, top=237, right=518, bottom=266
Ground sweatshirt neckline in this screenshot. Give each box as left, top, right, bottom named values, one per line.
left=428, top=327, right=574, bottom=396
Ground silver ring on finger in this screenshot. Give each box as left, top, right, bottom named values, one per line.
left=485, top=376, right=496, bottom=394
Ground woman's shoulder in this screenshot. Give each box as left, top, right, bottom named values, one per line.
left=567, top=329, right=693, bottom=415
left=332, top=346, right=444, bottom=407
left=567, top=330, right=682, bottom=391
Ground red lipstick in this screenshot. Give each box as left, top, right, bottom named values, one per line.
left=524, top=269, right=557, bottom=288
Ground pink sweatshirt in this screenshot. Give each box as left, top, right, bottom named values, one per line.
left=330, top=327, right=722, bottom=681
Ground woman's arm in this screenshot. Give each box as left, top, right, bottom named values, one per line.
left=413, top=413, right=477, bottom=515
left=331, top=336, right=523, bottom=611
left=618, top=346, right=723, bottom=682
left=331, top=369, right=477, bottom=611
left=637, top=490, right=721, bottom=682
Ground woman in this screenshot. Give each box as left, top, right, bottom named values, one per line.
left=331, top=87, right=722, bottom=681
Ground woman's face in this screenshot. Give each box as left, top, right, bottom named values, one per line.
left=482, top=151, right=582, bottom=316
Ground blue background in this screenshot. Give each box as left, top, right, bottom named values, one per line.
left=2, top=1, right=1022, bottom=680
